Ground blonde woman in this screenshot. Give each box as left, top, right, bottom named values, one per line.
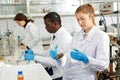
left=50, top=4, right=110, bottom=80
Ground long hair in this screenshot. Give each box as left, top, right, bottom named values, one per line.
left=14, top=13, right=34, bottom=23
left=75, top=4, right=95, bottom=25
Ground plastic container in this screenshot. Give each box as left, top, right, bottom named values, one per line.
left=17, top=36, right=21, bottom=46
left=17, top=71, right=24, bottom=80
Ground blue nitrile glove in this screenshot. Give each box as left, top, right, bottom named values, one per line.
left=49, top=45, right=58, bottom=60
left=24, top=49, right=34, bottom=60
left=70, top=49, right=88, bottom=63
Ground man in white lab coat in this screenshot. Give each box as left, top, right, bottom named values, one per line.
left=34, top=12, right=72, bottom=80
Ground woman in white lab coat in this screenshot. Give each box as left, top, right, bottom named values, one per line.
left=50, top=4, right=110, bottom=80
left=14, top=13, right=44, bottom=55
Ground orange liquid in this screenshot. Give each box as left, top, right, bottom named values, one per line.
left=18, top=76, right=24, bottom=80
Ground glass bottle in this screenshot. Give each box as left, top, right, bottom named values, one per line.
left=17, top=71, right=24, bottom=80
left=17, top=36, right=21, bottom=47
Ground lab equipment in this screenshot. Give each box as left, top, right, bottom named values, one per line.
left=17, top=36, right=21, bottom=46
left=99, top=2, right=120, bottom=14
left=1, top=30, right=15, bottom=56
left=17, top=71, right=24, bottom=80
left=24, top=49, right=34, bottom=60
left=0, top=38, right=3, bottom=58
left=70, top=49, right=88, bottom=63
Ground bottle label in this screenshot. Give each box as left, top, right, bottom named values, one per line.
left=18, top=76, right=24, bottom=80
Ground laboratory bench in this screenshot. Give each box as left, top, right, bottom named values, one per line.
left=0, top=49, right=52, bottom=80
left=0, top=63, right=52, bottom=80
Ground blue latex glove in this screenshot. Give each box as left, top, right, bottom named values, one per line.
left=70, top=49, right=88, bottom=63
left=49, top=45, right=58, bottom=60
left=24, top=49, right=34, bottom=60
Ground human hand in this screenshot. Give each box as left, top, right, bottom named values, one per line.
left=49, top=45, right=58, bottom=60
left=21, top=45, right=27, bottom=50
left=24, top=49, right=34, bottom=60
left=70, top=49, right=88, bottom=63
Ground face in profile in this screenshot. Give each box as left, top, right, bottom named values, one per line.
left=44, top=19, right=55, bottom=33
left=16, top=20, right=25, bottom=27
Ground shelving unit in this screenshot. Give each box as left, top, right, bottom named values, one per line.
left=0, top=0, right=80, bottom=18
left=81, top=0, right=118, bottom=14
left=0, top=0, right=27, bottom=18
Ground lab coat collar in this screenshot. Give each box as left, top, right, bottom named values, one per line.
left=54, top=27, right=64, bottom=39
left=79, top=26, right=96, bottom=41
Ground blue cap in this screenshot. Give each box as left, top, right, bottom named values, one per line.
left=18, top=36, right=20, bottom=39
left=18, top=71, right=23, bottom=75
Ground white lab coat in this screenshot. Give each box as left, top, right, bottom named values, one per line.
left=61, top=26, right=110, bottom=80
left=21, top=22, right=44, bottom=55
left=35, top=27, right=72, bottom=79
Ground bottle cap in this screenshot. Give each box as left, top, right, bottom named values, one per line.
left=18, top=71, right=23, bottom=75
left=18, top=36, right=20, bottom=39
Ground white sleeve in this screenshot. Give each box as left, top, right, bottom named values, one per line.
left=34, top=55, right=57, bottom=67
left=59, top=52, right=72, bottom=68
left=88, top=34, right=110, bottom=71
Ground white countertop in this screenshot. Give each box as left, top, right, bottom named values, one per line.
left=0, top=63, right=52, bottom=80
left=0, top=49, right=52, bottom=80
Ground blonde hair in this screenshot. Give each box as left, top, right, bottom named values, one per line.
left=75, top=4, right=95, bottom=25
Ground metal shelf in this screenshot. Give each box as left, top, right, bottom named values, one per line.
left=0, top=3, right=25, bottom=5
